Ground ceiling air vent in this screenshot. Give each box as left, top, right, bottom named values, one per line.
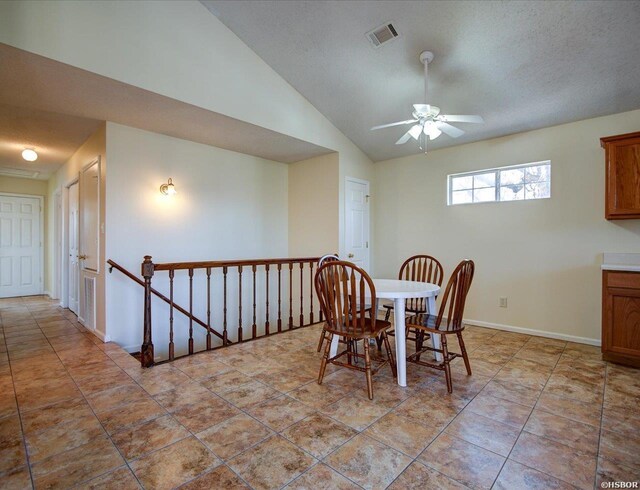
left=366, top=22, right=399, bottom=48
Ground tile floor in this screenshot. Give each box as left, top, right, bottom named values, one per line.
left=1, top=296, right=639, bottom=489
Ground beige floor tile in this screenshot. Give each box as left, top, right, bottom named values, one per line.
left=180, top=465, right=250, bottom=489
left=281, top=413, right=357, bottom=459
left=228, top=435, right=316, bottom=490
left=31, top=435, right=124, bottom=490
left=0, top=416, right=27, bottom=473
left=199, top=370, right=254, bottom=394
left=364, top=412, right=440, bottom=458
left=172, top=396, right=240, bottom=433
left=111, top=414, right=190, bottom=461
left=130, top=436, right=219, bottom=490
left=25, top=412, right=105, bottom=463
left=96, top=396, right=166, bottom=434
left=288, top=381, right=347, bottom=410
left=494, top=459, right=574, bottom=489
left=197, top=413, right=272, bottom=460
left=393, top=393, right=461, bottom=430
left=0, top=465, right=32, bottom=490
left=286, top=463, right=360, bottom=490
left=535, top=392, right=602, bottom=427
left=246, top=395, right=315, bottom=432
left=325, top=433, right=412, bottom=489
left=510, top=431, right=596, bottom=489
left=596, top=456, right=640, bottom=487
left=85, top=384, right=147, bottom=413
left=602, top=405, right=640, bottom=434
left=388, top=461, right=468, bottom=490
left=75, top=466, right=141, bottom=489
left=465, top=393, right=532, bottom=429
left=418, top=433, right=505, bottom=489
left=218, top=380, right=280, bottom=409
left=599, top=429, right=640, bottom=470
left=321, top=394, right=390, bottom=431
left=523, top=410, right=599, bottom=455
left=481, top=379, right=541, bottom=407
left=445, top=410, right=520, bottom=457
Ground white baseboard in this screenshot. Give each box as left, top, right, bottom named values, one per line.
left=464, top=318, right=601, bottom=346
left=44, top=290, right=51, bottom=298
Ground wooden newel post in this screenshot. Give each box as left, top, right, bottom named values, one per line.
left=141, top=255, right=155, bottom=368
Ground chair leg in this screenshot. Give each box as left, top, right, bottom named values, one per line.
left=375, top=335, right=383, bottom=351
left=441, top=334, right=453, bottom=393
left=363, top=340, right=374, bottom=400
left=346, top=338, right=353, bottom=366
left=383, top=331, right=397, bottom=378
left=415, top=329, right=424, bottom=362
left=457, top=332, right=472, bottom=375
left=317, top=326, right=327, bottom=352
left=384, top=307, right=391, bottom=322
left=318, top=334, right=332, bottom=385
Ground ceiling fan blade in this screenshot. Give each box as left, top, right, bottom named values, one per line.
left=395, top=130, right=413, bottom=145
left=439, top=114, right=484, bottom=124
left=371, top=119, right=418, bottom=131
left=435, top=121, right=465, bottom=138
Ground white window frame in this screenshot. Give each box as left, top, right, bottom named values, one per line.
left=447, top=160, right=551, bottom=206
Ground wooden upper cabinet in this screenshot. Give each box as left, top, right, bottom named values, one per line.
left=601, top=131, right=640, bottom=220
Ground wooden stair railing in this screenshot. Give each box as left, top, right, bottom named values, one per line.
left=111, top=255, right=322, bottom=367
left=107, top=259, right=225, bottom=346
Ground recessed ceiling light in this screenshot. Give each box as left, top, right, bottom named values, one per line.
left=22, top=148, right=38, bottom=162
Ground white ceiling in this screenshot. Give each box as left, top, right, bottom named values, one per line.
left=0, top=43, right=331, bottom=179
left=0, top=104, right=101, bottom=180
left=204, top=0, right=640, bottom=161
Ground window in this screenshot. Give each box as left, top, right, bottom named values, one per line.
left=448, top=161, right=551, bottom=206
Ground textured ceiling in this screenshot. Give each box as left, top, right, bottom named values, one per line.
left=0, top=105, right=101, bottom=179
left=204, top=0, right=640, bottom=161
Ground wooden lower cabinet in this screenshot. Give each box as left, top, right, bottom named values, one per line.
left=602, top=270, right=640, bottom=367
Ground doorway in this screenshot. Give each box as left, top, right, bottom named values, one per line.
left=67, top=181, right=79, bottom=314
left=0, top=193, right=43, bottom=298
left=344, top=177, right=370, bottom=271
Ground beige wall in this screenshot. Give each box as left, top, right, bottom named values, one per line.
left=374, top=109, right=640, bottom=344
left=48, top=123, right=106, bottom=337
left=289, top=153, right=339, bottom=257
left=105, top=123, right=289, bottom=353
left=0, top=176, right=48, bottom=293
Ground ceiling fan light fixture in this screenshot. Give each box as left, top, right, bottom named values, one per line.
left=408, top=125, right=422, bottom=140
left=424, top=121, right=442, bottom=140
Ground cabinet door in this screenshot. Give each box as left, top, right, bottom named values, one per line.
left=604, top=134, right=640, bottom=219
left=604, top=286, right=640, bottom=360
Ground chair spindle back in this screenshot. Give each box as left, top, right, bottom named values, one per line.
left=435, top=259, right=475, bottom=331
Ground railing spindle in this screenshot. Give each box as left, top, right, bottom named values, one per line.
left=309, top=261, right=314, bottom=324
left=289, top=263, right=294, bottom=329
left=252, top=264, right=257, bottom=339
left=206, top=267, right=212, bottom=351
left=223, top=266, right=228, bottom=346
left=169, top=269, right=175, bottom=361
left=265, top=264, right=270, bottom=335
left=299, top=262, right=304, bottom=326
left=188, top=268, right=194, bottom=355
left=238, top=265, right=243, bottom=342
left=277, top=263, right=282, bottom=332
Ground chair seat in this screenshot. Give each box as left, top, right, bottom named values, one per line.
left=405, top=313, right=464, bottom=333
left=324, top=317, right=391, bottom=338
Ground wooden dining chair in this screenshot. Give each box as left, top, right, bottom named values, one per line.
left=404, top=259, right=475, bottom=393
left=315, top=260, right=396, bottom=399
left=316, top=254, right=340, bottom=352
left=377, top=255, right=444, bottom=351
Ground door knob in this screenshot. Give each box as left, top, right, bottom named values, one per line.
left=78, top=254, right=88, bottom=260
left=348, top=253, right=354, bottom=258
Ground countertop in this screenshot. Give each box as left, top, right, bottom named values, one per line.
left=602, top=253, right=640, bottom=272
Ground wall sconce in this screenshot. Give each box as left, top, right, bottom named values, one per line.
left=160, top=178, right=177, bottom=195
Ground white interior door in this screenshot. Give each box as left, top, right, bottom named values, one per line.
left=0, top=194, right=42, bottom=298
left=68, top=182, right=79, bottom=314
left=345, top=178, right=370, bottom=271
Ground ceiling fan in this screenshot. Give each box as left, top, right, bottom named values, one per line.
left=371, top=51, right=483, bottom=152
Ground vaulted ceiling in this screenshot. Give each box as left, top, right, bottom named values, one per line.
left=204, top=0, right=640, bottom=161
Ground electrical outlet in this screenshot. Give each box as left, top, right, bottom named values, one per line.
left=499, top=297, right=508, bottom=308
